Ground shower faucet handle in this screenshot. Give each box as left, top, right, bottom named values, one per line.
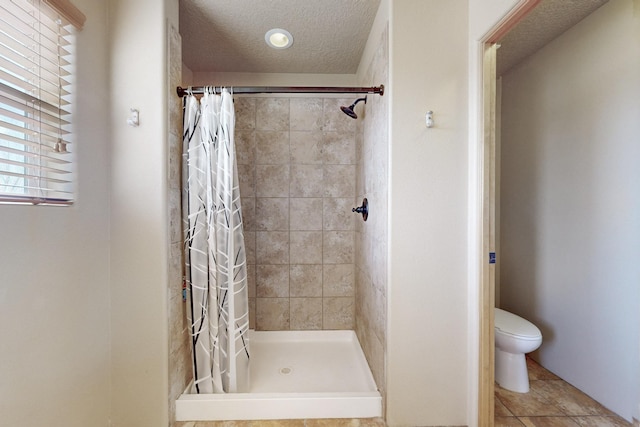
left=352, top=198, right=368, bottom=221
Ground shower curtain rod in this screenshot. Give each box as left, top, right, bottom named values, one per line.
left=176, top=85, right=384, bottom=97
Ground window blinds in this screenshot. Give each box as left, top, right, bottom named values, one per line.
left=0, top=0, right=74, bottom=205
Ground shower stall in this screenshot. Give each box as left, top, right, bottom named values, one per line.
left=173, top=86, right=387, bottom=422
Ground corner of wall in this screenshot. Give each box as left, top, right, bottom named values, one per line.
left=356, top=0, right=389, bottom=83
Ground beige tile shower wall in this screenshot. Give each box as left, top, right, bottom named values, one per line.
left=235, top=96, right=358, bottom=331
left=355, top=23, right=389, bottom=412
left=167, top=23, right=190, bottom=426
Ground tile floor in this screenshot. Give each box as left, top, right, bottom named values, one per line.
left=175, top=419, right=386, bottom=427
left=496, top=357, right=632, bottom=427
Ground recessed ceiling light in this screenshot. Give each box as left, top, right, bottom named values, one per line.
left=265, top=28, right=293, bottom=49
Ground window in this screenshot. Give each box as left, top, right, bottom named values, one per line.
left=0, top=0, right=77, bottom=205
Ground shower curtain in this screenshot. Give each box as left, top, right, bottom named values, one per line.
left=182, top=88, right=250, bottom=394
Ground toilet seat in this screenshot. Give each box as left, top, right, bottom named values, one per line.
left=495, top=308, right=542, bottom=341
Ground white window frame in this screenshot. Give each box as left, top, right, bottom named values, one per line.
left=0, top=0, right=84, bottom=205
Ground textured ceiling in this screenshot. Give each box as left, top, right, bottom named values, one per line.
left=497, top=0, right=609, bottom=75
left=180, top=0, right=609, bottom=76
left=179, top=0, right=381, bottom=74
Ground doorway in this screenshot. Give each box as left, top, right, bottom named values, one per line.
left=478, top=0, right=640, bottom=425
left=476, top=3, right=541, bottom=425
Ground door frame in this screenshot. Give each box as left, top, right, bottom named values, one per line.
left=476, top=1, right=541, bottom=426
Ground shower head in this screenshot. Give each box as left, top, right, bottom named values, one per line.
left=340, top=96, right=367, bottom=119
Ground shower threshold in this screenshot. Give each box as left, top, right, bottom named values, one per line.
left=175, top=330, right=382, bottom=421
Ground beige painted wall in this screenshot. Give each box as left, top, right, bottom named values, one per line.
left=108, top=0, right=177, bottom=425
left=0, top=0, right=111, bottom=425
left=499, top=0, right=640, bottom=420
left=386, top=1, right=469, bottom=425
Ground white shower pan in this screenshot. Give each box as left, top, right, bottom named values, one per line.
left=175, top=330, right=382, bottom=421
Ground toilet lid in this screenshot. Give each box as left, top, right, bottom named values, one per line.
left=495, top=308, right=542, bottom=340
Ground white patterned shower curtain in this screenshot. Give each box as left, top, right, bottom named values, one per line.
left=182, top=88, right=250, bottom=393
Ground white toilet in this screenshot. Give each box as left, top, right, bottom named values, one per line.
left=494, top=307, right=543, bottom=393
